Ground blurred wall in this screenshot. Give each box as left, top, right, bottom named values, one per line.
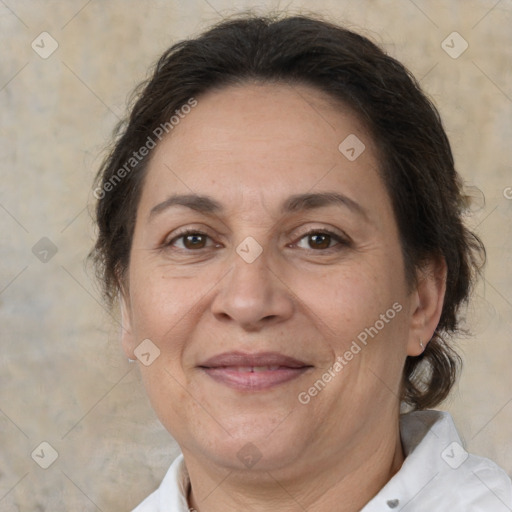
left=1, top=1, right=511, bottom=510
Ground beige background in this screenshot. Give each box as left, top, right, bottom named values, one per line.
left=0, top=0, right=511, bottom=510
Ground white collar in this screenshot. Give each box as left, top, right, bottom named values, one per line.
left=133, top=410, right=512, bottom=511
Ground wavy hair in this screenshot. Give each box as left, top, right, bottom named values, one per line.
left=89, top=13, right=485, bottom=410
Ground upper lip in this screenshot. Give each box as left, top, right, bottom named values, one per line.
left=198, top=351, right=311, bottom=368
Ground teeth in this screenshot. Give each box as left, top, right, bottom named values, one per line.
left=234, top=366, right=281, bottom=372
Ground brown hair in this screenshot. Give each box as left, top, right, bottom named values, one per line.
left=89, top=13, right=485, bottom=410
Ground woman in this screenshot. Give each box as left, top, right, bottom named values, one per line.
left=90, top=13, right=512, bottom=511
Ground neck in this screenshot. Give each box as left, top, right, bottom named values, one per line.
left=184, top=416, right=404, bottom=512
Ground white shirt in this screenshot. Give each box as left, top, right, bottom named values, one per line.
left=132, top=410, right=512, bottom=511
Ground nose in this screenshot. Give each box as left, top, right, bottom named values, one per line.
left=210, top=249, right=295, bottom=331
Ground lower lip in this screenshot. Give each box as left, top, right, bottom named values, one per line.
left=201, top=367, right=311, bottom=391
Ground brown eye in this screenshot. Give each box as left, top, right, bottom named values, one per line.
left=182, top=233, right=207, bottom=249
left=308, top=233, right=332, bottom=250
left=294, top=229, right=348, bottom=252
left=167, top=231, right=212, bottom=250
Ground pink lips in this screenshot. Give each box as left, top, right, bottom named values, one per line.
left=198, top=351, right=313, bottom=391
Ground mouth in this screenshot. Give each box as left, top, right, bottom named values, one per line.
left=198, top=351, right=314, bottom=391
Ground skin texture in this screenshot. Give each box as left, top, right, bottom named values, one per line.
left=120, top=82, right=447, bottom=511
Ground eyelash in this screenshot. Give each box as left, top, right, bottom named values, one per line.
left=164, top=228, right=350, bottom=252
left=294, top=228, right=349, bottom=250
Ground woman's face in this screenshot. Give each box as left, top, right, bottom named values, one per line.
left=121, top=83, right=441, bottom=475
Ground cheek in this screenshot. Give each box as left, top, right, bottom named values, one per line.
left=129, top=266, right=204, bottom=339
left=138, top=361, right=203, bottom=444
left=293, top=259, right=404, bottom=347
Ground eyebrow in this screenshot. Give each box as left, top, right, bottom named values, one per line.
left=282, top=192, right=368, bottom=219
left=148, top=192, right=368, bottom=221
left=149, top=193, right=222, bottom=218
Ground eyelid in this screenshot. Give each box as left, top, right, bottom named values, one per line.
left=291, top=227, right=351, bottom=250
left=161, top=225, right=351, bottom=251
left=290, top=224, right=351, bottom=242
left=164, top=228, right=215, bottom=247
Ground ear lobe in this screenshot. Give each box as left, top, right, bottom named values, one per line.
left=119, top=289, right=136, bottom=359
left=407, top=256, right=447, bottom=356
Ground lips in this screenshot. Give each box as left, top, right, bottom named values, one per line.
left=198, top=352, right=313, bottom=391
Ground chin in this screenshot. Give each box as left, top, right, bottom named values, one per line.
left=191, top=413, right=309, bottom=473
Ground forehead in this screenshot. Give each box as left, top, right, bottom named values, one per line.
left=161, top=81, right=368, bottom=160
left=138, top=82, right=387, bottom=219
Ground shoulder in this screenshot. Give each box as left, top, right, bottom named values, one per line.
left=363, top=410, right=512, bottom=511
left=404, top=410, right=512, bottom=509
left=131, top=491, right=159, bottom=512
left=130, top=454, right=189, bottom=512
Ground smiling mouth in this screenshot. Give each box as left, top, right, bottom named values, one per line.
left=198, top=352, right=314, bottom=391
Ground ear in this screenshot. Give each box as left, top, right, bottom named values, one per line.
left=406, top=255, right=447, bottom=356
left=119, top=287, right=137, bottom=359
